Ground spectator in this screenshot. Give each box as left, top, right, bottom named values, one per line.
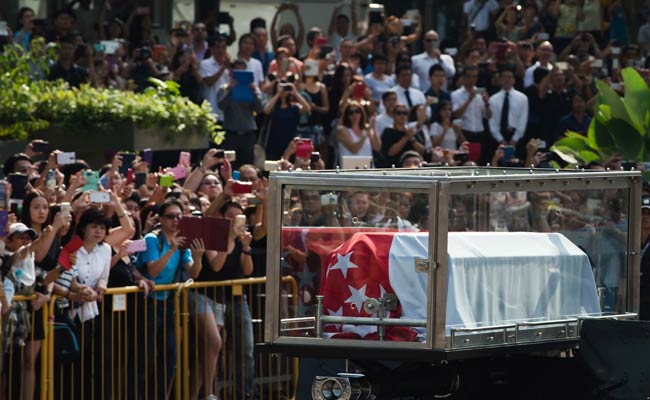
left=191, top=22, right=209, bottom=61
left=557, top=93, right=591, bottom=138
left=237, top=33, right=264, bottom=87
left=399, top=150, right=424, bottom=168
left=3, top=153, right=33, bottom=177
left=524, top=41, right=554, bottom=88
left=137, top=200, right=205, bottom=397
left=519, top=4, right=543, bottom=40
left=336, top=101, right=381, bottom=163
left=364, top=53, right=394, bottom=104
left=638, top=12, right=650, bottom=54
left=217, top=59, right=264, bottom=167
left=391, top=64, right=426, bottom=112
left=488, top=67, right=529, bottom=145
left=270, top=3, right=305, bottom=50
left=252, top=26, right=274, bottom=75
left=451, top=65, right=492, bottom=162
left=263, top=81, right=311, bottom=160
left=375, top=90, right=397, bottom=138
left=495, top=5, right=522, bottom=42
left=430, top=100, right=464, bottom=150
left=172, top=46, right=203, bottom=104
left=538, top=66, right=574, bottom=145
left=522, top=67, right=551, bottom=148
left=608, top=0, right=629, bottom=44
left=68, top=0, right=98, bottom=43
left=200, top=35, right=231, bottom=121
left=13, top=7, right=35, bottom=50
left=128, top=44, right=161, bottom=92
left=46, top=8, right=75, bottom=43
left=299, top=61, right=330, bottom=150
left=48, top=36, right=89, bottom=87
left=268, top=35, right=303, bottom=77
left=328, top=3, right=359, bottom=59
left=338, top=38, right=357, bottom=65
left=425, top=64, right=452, bottom=123
left=463, top=0, right=500, bottom=37
left=380, top=103, right=425, bottom=167
left=412, top=30, right=455, bottom=92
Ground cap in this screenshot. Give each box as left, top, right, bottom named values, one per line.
left=7, top=223, right=37, bottom=240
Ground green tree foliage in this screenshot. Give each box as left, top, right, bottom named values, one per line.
left=0, top=39, right=224, bottom=144
left=551, top=68, right=650, bottom=165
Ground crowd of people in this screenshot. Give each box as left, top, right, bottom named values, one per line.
left=1, top=0, right=650, bottom=399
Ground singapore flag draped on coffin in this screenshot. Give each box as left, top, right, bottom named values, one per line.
left=320, top=232, right=420, bottom=341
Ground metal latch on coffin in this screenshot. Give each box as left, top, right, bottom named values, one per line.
left=415, top=258, right=438, bottom=273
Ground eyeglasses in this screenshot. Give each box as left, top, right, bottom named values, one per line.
left=348, top=109, right=362, bottom=114
left=162, top=214, right=182, bottom=220
left=394, top=110, right=409, bottom=116
left=200, top=180, right=220, bottom=186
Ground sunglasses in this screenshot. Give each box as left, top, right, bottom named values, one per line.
left=394, top=110, right=409, bottom=116
left=162, top=214, right=182, bottom=220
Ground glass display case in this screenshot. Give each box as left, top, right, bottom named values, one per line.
left=263, top=167, right=642, bottom=357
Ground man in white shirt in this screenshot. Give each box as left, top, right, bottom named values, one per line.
left=524, top=41, right=554, bottom=88
left=463, top=0, right=499, bottom=34
left=200, top=36, right=230, bottom=120
left=191, top=22, right=209, bottom=61
left=488, top=67, right=528, bottom=145
left=364, top=53, right=394, bottom=104
left=237, top=33, right=265, bottom=87
left=390, top=64, right=426, bottom=112
left=451, top=65, right=492, bottom=163
left=412, top=30, right=456, bottom=92
left=375, top=91, right=397, bottom=138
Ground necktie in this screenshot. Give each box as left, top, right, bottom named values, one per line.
left=500, top=91, right=510, bottom=136
left=405, top=89, right=413, bottom=108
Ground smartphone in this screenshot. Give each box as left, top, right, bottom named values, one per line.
left=59, top=202, right=71, bottom=218
left=89, top=191, right=110, bottom=203
left=538, top=32, right=550, bottom=41
left=141, top=148, right=153, bottom=165
left=353, top=82, right=367, bottom=98
left=58, top=235, right=84, bottom=271
left=445, top=48, right=458, bottom=56
left=310, top=152, right=320, bottom=163
left=295, top=142, right=313, bottom=159
left=82, top=170, right=100, bottom=192
left=126, top=239, right=147, bottom=254
left=316, top=37, right=328, bottom=46
left=179, top=151, right=191, bottom=166
left=537, top=140, right=547, bottom=150
left=502, top=145, right=515, bottom=162
left=0, top=21, right=8, bottom=36
left=217, top=11, right=231, bottom=24
left=320, top=193, right=338, bottom=206
left=232, top=170, right=240, bottom=180
left=214, top=150, right=225, bottom=158
left=304, top=59, right=319, bottom=77
left=93, top=43, right=105, bottom=53
left=264, top=160, right=280, bottom=172
left=159, top=175, right=174, bottom=187
left=467, top=142, right=481, bottom=163
left=8, top=174, right=28, bottom=199
left=56, top=152, right=76, bottom=165
left=319, top=45, right=334, bottom=59
left=171, top=165, right=187, bottom=180
left=234, top=214, right=247, bottom=229
left=555, top=61, right=569, bottom=71
left=31, top=141, right=49, bottom=153
left=46, top=169, right=57, bottom=190
left=282, top=83, right=292, bottom=92
left=232, top=181, right=253, bottom=194
left=0, top=210, right=7, bottom=236
left=0, top=182, right=7, bottom=209
left=591, top=59, right=603, bottom=68
left=475, top=87, right=486, bottom=96
left=134, top=172, right=147, bottom=188
left=611, top=47, right=621, bottom=55
left=125, top=168, right=134, bottom=185
left=224, top=150, right=236, bottom=162
left=453, top=152, right=469, bottom=164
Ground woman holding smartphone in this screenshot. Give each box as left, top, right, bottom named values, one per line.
left=18, top=190, right=71, bottom=400
left=336, top=101, right=381, bottom=163
left=263, top=81, right=311, bottom=160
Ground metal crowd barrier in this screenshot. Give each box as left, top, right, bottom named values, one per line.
left=0, top=277, right=296, bottom=400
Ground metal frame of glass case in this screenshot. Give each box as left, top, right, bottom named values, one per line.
left=262, top=167, right=642, bottom=360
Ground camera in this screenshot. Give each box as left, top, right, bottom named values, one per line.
left=138, top=46, right=152, bottom=61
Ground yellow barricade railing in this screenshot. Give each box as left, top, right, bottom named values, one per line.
left=2, top=277, right=298, bottom=400
left=0, top=293, right=49, bottom=400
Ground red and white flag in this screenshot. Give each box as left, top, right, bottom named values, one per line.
left=320, top=232, right=421, bottom=341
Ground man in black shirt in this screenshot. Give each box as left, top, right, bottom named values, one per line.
left=537, top=68, right=573, bottom=146
left=47, top=36, right=88, bottom=87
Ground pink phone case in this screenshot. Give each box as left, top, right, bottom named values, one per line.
left=179, top=151, right=191, bottom=166
left=127, top=239, right=147, bottom=253
left=172, top=165, right=187, bottom=180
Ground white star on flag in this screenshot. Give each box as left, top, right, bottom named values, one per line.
left=345, top=283, right=368, bottom=312
left=326, top=306, right=343, bottom=330
left=328, top=251, right=358, bottom=278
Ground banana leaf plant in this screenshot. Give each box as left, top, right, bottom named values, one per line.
left=551, top=67, right=650, bottom=166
